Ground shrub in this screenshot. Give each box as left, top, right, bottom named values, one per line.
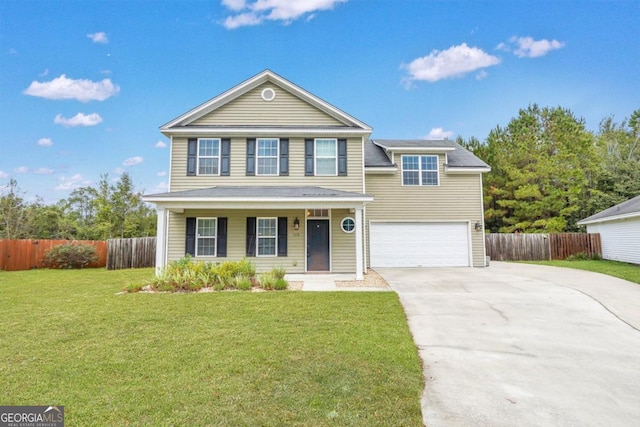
left=258, top=269, right=288, bottom=291
left=234, top=275, right=253, bottom=291
left=42, top=243, right=98, bottom=269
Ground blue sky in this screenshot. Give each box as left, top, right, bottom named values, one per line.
left=1, top=0, right=638, bottom=203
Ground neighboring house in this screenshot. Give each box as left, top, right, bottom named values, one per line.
left=577, top=195, right=640, bottom=265
left=144, top=70, right=490, bottom=279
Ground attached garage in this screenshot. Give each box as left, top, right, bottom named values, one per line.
left=369, top=222, right=471, bottom=267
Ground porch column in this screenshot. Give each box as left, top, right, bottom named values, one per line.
left=155, top=206, right=167, bottom=275
left=355, top=206, right=364, bottom=280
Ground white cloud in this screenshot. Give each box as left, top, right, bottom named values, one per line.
left=155, top=140, right=167, bottom=148
left=425, top=127, right=455, bottom=140
left=54, top=112, right=103, bottom=127
left=222, top=0, right=347, bottom=29
left=55, top=174, right=91, bottom=192
left=123, top=156, right=144, bottom=166
left=23, top=74, right=120, bottom=102
left=39, top=68, right=49, bottom=77
left=402, top=43, right=501, bottom=85
left=113, top=167, right=125, bottom=175
left=511, top=36, right=565, bottom=58
left=14, top=166, right=29, bottom=174
left=498, top=36, right=565, bottom=58
left=38, top=137, right=53, bottom=147
left=476, top=70, right=488, bottom=80
left=157, top=171, right=167, bottom=177
left=34, top=167, right=54, bottom=175
left=87, top=32, right=109, bottom=44
left=0, top=171, right=9, bottom=179
left=151, top=181, right=169, bottom=194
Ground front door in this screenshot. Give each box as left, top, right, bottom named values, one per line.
left=307, top=220, right=330, bottom=272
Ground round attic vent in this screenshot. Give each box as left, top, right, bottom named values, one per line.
left=261, top=87, right=276, bottom=101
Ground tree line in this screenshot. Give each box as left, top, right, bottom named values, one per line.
left=0, top=172, right=156, bottom=240
left=459, top=106, right=639, bottom=233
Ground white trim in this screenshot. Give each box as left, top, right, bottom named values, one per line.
left=261, top=87, right=276, bottom=101
left=161, top=127, right=370, bottom=137
left=256, top=217, right=278, bottom=257
left=168, top=136, right=174, bottom=192
left=401, top=154, right=439, bottom=186
left=355, top=208, right=363, bottom=280
left=197, top=138, right=221, bottom=176
left=256, top=137, right=280, bottom=176
left=578, top=211, right=640, bottom=225
left=195, top=217, right=217, bottom=257
left=155, top=207, right=167, bottom=275
left=479, top=173, right=487, bottom=266
left=146, top=200, right=371, bottom=211
left=387, top=147, right=456, bottom=153
left=445, top=166, right=491, bottom=174
left=314, top=138, right=338, bottom=176
left=341, top=217, right=356, bottom=233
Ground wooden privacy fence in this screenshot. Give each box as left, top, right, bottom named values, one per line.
left=0, top=239, right=107, bottom=271
left=485, top=233, right=601, bottom=261
left=106, top=237, right=156, bottom=270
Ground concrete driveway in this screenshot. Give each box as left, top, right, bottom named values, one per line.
left=377, top=262, right=640, bottom=427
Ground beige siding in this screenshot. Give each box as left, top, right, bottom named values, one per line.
left=166, top=208, right=358, bottom=274
left=330, top=209, right=356, bottom=273
left=167, top=209, right=307, bottom=273
left=191, top=83, right=344, bottom=127
left=170, top=136, right=364, bottom=193
left=365, top=153, right=486, bottom=267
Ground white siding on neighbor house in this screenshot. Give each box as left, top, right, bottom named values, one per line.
left=190, top=83, right=345, bottom=127
left=586, top=218, right=640, bottom=265
left=365, top=153, right=486, bottom=267
left=169, top=136, right=364, bottom=193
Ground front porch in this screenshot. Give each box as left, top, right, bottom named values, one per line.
left=145, top=186, right=373, bottom=279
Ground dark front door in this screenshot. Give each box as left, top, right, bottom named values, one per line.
left=307, top=220, right=330, bottom=271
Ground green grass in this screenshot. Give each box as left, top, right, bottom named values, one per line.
left=0, top=268, right=423, bottom=426
left=525, top=260, right=640, bottom=284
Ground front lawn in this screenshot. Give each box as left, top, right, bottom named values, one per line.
left=525, top=260, right=640, bottom=284
left=0, top=268, right=423, bottom=426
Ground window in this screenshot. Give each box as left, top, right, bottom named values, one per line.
left=341, top=217, right=355, bottom=233
left=402, top=155, right=439, bottom=186
left=257, top=138, right=279, bottom=175
left=315, top=138, right=337, bottom=175
left=257, top=218, right=277, bottom=256
left=198, top=138, right=220, bottom=175
left=196, top=218, right=217, bottom=256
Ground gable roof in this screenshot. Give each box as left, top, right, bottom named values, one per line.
left=161, top=70, right=372, bottom=134
left=365, top=139, right=490, bottom=170
left=578, top=194, right=640, bottom=225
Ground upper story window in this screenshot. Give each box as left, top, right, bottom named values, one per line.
left=315, top=139, right=338, bottom=175
left=257, top=138, right=279, bottom=175
left=198, top=138, right=220, bottom=175
left=305, top=138, right=347, bottom=176
left=402, top=155, right=439, bottom=186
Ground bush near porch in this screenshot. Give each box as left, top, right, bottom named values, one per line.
left=0, top=268, right=424, bottom=426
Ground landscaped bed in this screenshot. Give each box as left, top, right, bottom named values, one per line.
left=0, top=268, right=423, bottom=426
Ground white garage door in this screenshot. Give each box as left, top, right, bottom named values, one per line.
left=370, top=222, right=470, bottom=267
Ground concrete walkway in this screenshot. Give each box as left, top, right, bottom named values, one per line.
left=285, top=273, right=391, bottom=291
left=378, top=262, right=640, bottom=427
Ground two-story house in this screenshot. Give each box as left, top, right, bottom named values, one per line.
left=144, top=70, right=490, bottom=279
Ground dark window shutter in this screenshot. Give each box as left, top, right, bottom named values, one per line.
left=246, top=139, right=256, bottom=176
left=187, top=139, right=197, bottom=176
left=221, top=139, right=231, bottom=176
left=338, top=139, right=347, bottom=176
left=185, top=217, right=196, bottom=256
left=305, top=139, right=314, bottom=176
left=277, top=217, right=287, bottom=257
left=217, top=217, right=227, bottom=257
left=279, top=138, right=289, bottom=176
left=246, top=217, right=256, bottom=256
